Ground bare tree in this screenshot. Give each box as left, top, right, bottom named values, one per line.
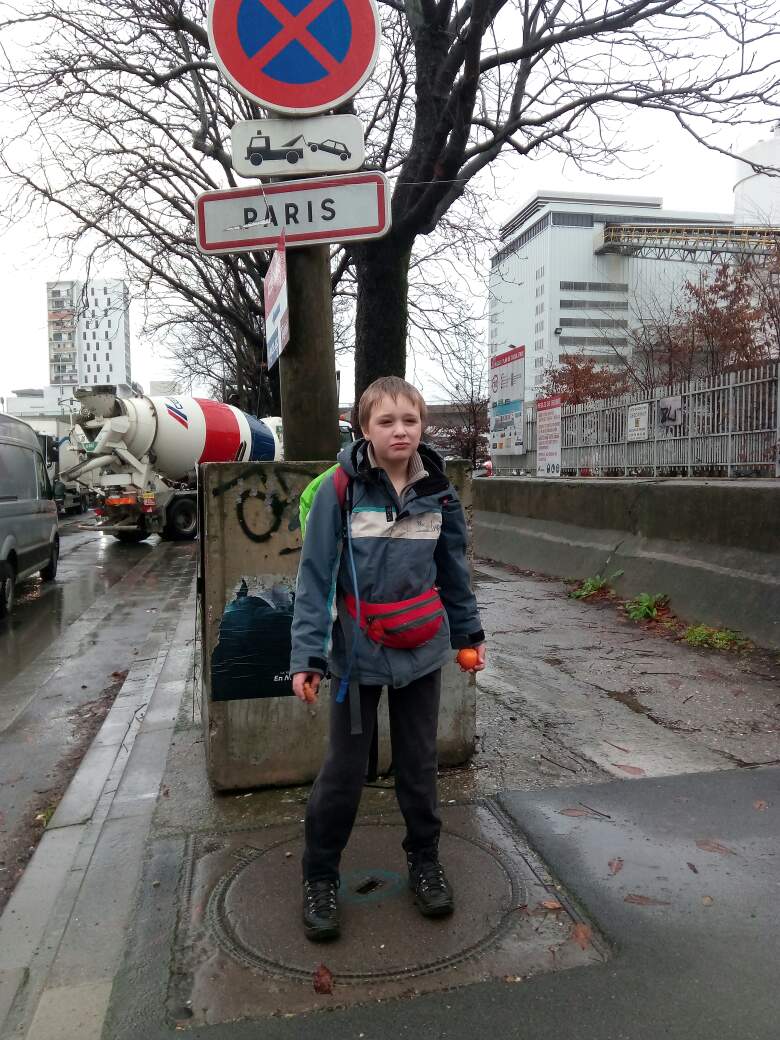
left=350, top=0, right=780, bottom=402
left=427, top=343, right=489, bottom=464
left=2, top=0, right=780, bottom=412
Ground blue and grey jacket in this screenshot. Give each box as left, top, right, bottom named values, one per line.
left=290, top=439, right=484, bottom=688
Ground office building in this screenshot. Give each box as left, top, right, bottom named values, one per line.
left=488, top=192, right=733, bottom=399
left=47, top=279, right=132, bottom=389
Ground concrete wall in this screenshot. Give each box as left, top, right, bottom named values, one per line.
left=474, top=477, right=780, bottom=649
left=201, top=461, right=476, bottom=791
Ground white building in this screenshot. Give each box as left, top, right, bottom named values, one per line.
left=734, top=124, right=780, bottom=225
left=488, top=191, right=733, bottom=399
left=47, top=279, right=132, bottom=389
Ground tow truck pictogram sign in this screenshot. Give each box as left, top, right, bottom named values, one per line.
left=231, top=114, right=365, bottom=177
left=209, top=0, right=380, bottom=114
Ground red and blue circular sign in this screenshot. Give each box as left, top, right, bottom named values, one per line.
left=208, top=0, right=380, bottom=115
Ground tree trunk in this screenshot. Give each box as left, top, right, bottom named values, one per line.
left=352, top=236, right=412, bottom=427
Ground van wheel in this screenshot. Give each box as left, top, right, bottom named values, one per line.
left=0, top=562, right=15, bottom=618
left=40, top=539, right=59, bottom=581
left=164, top=497, right=197, bottom=540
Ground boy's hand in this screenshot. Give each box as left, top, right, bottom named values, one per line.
left=455, top=645, right=486, bottom=673
left=292, top=672, right=321, bottom=703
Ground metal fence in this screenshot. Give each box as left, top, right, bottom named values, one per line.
left=495, top=362, right=780, bottom=478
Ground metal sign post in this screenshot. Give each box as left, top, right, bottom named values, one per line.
left=204, top=0, right=384, bottom=460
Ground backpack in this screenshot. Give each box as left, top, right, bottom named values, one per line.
left=299, top=464, right=351, bottom=539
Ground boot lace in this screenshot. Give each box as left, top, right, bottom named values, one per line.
left=413, top=858, right=448, bottom=894
left=305, top=880, right=338, bottom=916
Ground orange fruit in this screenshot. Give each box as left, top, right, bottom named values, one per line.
left=456, top=647, right=479, bottom=671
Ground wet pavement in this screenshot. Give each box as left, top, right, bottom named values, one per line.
left=166, top=805, right=600, bottom=1025
left=0, top=526, right=197, bottom=912
left=0, top=521, right=156, bottom=690
left=3, top=554, right=780, bottom=1039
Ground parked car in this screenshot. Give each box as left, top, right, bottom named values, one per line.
left=0, top=414, right=59, bottom=617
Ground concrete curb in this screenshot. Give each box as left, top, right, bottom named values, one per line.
left=0, top=565, right=195, bottom=1040
left=475, top=509, right=780, bottom=648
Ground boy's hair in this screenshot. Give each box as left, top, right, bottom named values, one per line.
left=358, top=376, right=428, bottom=432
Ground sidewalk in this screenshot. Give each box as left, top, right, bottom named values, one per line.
left=1, top=560, right=778, bottom=1039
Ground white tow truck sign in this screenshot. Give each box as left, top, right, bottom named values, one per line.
left=231, top=115, right=365, bottom=178
left=194, top=172, right=391, bottom=254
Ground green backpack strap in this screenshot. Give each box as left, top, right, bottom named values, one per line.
left=300, top=463, right=350, bottom=539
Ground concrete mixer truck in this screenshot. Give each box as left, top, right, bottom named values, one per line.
left=61, top=386, right=280, bottom=543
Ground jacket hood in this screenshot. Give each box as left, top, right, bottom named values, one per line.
left=337, top=438, right=446, bottom=480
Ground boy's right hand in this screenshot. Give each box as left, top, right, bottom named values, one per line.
left=292, top=672, right=321, bottom=703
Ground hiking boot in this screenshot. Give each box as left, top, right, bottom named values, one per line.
left=302, top=879, right=340, bottom=941
left=407, top=853, right=454, bottom=917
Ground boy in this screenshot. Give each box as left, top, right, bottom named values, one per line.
left=290, top=376, right=486, bottom=941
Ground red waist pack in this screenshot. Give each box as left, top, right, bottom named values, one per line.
left=344, top=588, right=445, bottom=650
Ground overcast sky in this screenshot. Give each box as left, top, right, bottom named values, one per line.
left=0, top=70, right=759, bottom=410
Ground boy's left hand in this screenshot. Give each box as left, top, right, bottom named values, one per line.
left=456, top=645, right=486, bottom=672
left=473, top=644, right=486, bottom=672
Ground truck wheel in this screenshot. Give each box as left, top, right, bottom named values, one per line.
left=113, top=530, right=148, bottom=544
left=287, top=151, right=299, bottom=164
left=0, top=562, right=15, bottom=618
left=40, top=539, right=59, bottom=582
left=165, top=497, right=197, bottom=541
left=250, top=153, right=263, bottom=166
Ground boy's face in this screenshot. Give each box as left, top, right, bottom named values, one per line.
left=364, top=394, right=422, bottom=467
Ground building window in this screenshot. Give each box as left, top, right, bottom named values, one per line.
left=559, top=281, right=629, bottom=292
left=559, top=335, right=628, bottom=347
left=106, top=353, right=110, bottom=361
left=87, top=364, right=91, bottom=372
left=559, top=318, right=628, bottom=329
left=560, top=299, right=629, bottom=310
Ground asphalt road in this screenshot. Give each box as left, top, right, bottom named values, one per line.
left=0, top=517, right=161, bottom=689
left=0, top=521, right=196, bottom=911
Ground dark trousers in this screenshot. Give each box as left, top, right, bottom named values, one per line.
left=302, top=669, right=442, bottom=882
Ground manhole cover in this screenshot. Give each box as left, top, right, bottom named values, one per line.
left=170, top=804, right=603, bottom=1022
left=209, top=825, right=516, bottom=981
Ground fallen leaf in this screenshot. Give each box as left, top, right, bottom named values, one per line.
left=313, top=963, right=334, bottom=995
left=504, top=975, right=523, bottom=983
left=539, top=899, right=564, bottom=912
left=687, top=862, right=699, bottom=874
left=608, top=857, right=624, bottom=876
left=571, top=923, right=592, bottom=949
left=613, top=763, right=646, bottom=776
left=753, top=800, right=769, bottom=811
left=695, top=839, right=736, bottom=856
left=559, top=807, right=600, bottom=818
left=624, top=893, right=671, bottom=906
left=702, top=895, right=714, bottom=906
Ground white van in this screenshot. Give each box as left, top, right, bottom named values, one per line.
left=0, top=414, right=59, bottom=617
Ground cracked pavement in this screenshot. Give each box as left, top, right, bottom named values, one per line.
left=439, top=561, right=780, bottom=799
